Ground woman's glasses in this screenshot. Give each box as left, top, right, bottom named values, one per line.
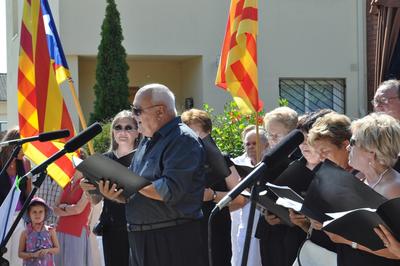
left=113, top=125, right=136, bottom=132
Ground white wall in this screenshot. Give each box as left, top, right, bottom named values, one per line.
left=257, top=0, right=366, bottom=117
left=6, top=0, right=366, bottom=129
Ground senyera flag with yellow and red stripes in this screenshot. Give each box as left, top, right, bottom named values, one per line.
left=215, top=0, right=263, bottom=114
left=17, top=0, right=77, bottom=188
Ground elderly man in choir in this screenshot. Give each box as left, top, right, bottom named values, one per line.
left=98, top=84, right=207, bottom=266
left=372, top=79, right=400, bottom=121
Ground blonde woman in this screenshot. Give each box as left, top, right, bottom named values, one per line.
left=80, top=110, right=140, bottom=266
left=325, top=113, right=400, bottom=266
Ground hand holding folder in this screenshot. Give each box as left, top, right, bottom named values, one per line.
left=255, top=160, right=317, bottom=226
left=74, top=154, right=150, bottom=198
left=322, top=197, right=400, bottom=250
left=299, top=160, right=399, bottom=250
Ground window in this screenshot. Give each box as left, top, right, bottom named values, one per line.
left=279, top=79, right=345, bottom=114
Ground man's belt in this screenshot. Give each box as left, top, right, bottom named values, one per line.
left=127, top=218, right=194, bottom=232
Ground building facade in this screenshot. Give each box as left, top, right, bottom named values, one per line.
left=6, top=0, right=368, bottom=129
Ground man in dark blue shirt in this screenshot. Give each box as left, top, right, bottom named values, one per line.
left=99, top=83, right=207, bottom=266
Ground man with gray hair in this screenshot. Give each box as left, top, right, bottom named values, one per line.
left=98, top=83, right=207, bottom=266
left=372, top=79, right=400, bottom=120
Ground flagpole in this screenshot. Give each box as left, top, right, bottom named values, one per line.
left=67, top=78, right=95, bottom=155
left=255, top=112, right=261, bottom=163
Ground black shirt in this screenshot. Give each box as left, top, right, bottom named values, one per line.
left=127, top=117, right=205, bottom=224
left=99, top=151, right=134, bottom=228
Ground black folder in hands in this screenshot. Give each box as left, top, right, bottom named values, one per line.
left=322, top=197, right=400, bottom=250
left=231, top=161, right=254, bottom=178
left=74, top=154, right=151, bottom=198
left=301, top=160, right=387, bottom=223
left=265, top=183, right=304, bottom=212
left=263, top=182, right=331, bottom=224
left=254, top=159, right=317, bottom=226
left=202, top=135, right=232, bottom=186
left=273, top=159, right=315, bottom=196
left=256, top=189, right=294, bottom=226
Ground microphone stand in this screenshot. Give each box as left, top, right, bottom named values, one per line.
left=0, top=169, right=48, bottom=266
left=240, top=182, right=262, bottom=266
left=0, top=145, right=22, bottom=178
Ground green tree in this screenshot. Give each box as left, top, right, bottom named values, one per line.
left=90, top=0, right=130, bottom=123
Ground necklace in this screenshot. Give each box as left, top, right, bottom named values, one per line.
left=367, top=168, right=390, bottom=189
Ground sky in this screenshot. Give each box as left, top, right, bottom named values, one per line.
left=0, top=0, right=6, bottom=73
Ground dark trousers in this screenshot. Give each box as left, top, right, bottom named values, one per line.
left=259, top=225, right=305, bottom=266
left=128, top=220, right=207, bottom=266
left=102, top=227, right=131, bottom=266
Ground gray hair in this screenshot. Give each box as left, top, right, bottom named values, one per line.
left=137, top=83, right=177, bottom=116
left=244, top=128, right=268, bottom=146
left=378, top=79, right=400, bottom=97
left=264, top=106, right=298, bottom=132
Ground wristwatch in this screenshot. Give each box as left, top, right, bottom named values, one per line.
left=351, top=241, right=358, bottom=249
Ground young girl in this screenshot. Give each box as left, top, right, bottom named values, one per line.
left=18, top=197, right=60, bottom=266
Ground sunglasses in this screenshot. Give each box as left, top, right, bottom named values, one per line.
left=131, top=104, right=163, bottom=116
left=113, top=125, right=136, bottom=132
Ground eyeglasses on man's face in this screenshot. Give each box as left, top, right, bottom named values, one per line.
left=371, top=96, right=399, bottom=107
left=266, top=132, right=285, bottom=141
left=131, top=104, right=163, bottom=116
left=245, top=141, right=257, bottom=147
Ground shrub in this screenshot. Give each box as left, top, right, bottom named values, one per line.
left=92, top=121, right=111, bottom=154
left=204, top=102, right=264, bottom=158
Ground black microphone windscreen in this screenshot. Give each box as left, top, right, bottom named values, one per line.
left=64, top=123, right=102, bottom=152
left=262, top=129, right=304, bottom=166
left=38, top=129, right=70, bottom=142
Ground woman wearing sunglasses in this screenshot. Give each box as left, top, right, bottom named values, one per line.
left=80, top=110, right=140, bottom=266
left=328, top=113, right=400, bottom=265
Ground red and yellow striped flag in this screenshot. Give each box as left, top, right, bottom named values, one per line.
left=215, top=0, right=263, bottom=114
left=18, top=0, right=76, bottom=188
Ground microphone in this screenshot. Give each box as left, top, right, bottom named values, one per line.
left=64, top=123, right=102, bottom=152
left=214, top=129, right=304, bottom=211
left=0, top=129, right=70, bottom=147
left=24, top=123, right=102, bottom=178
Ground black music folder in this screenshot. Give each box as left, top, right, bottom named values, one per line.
left=255, top=160, right=317, bottom=226
left=301, top=160, right=387, bottom=222
left=296, top=160, right=400, bottom=250
left=202, top=135, right=231, bottom=186
left=262, top=182, right=330, bottom=225
left=256, top=189, right=294, bottom=226
left=321, top=197, right=400, bottom=250
left=266, top=183, right=304, bottom=211
left=231, top=161, right=254, bottom=178
left=74, top=154, right=151, bottom=198
left=273, top=159, right=315, bottom=196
